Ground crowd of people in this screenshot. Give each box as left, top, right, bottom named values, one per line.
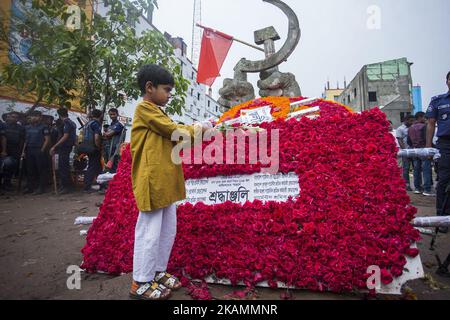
left=394, top=71, right=450, bottom=233
left=0, top=108, right=125, bottom=195
left=395, top=112, right=437, bottom=196
left=426, top=72, right=450, bottom=233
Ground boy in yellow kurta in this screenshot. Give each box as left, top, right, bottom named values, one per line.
left=129, top=64, right=210, bottom=300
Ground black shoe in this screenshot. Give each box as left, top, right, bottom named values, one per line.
left=2, top=185, right=14, bottom=192
left=438, top=227, right=449, bottom=234
left=23, top=189, right=34, bottom=194
left=83, top=188, right=96, bottom=194
left=59, top=188, right=74, bottom=195
left=3, top=181, right=13, bottom=191
left=436, top=267, right=450, bottom=278
left=33, top=189, right=46, bottom=195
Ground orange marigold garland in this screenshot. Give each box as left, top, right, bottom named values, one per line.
left=218, top=96, right=353, bottom=124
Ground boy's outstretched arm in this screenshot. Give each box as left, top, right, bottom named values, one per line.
left=140, top=104, right=204, bottom=140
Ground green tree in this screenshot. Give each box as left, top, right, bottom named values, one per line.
left=0, top=0, right=91, bottom=111
left=0, top=0, right=189, bottom=116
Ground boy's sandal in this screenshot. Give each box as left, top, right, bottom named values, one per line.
left=129, top=281, right=171, bottom=301
left=155, top=272, right=182, bottom=290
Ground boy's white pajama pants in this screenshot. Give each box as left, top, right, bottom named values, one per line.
left=132, top=204, right=177, bottom=283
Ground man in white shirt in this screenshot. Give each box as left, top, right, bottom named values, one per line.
left=396, top=115, right=415, bottom=191
left=389, top=121, right=400, bottom=149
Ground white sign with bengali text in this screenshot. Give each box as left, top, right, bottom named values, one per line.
left=240, top=106, right=273, bottom=124
left=180, top=172, right=300, bottom=205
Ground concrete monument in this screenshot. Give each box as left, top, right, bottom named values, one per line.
left=218, top=0, right=302, bottom=109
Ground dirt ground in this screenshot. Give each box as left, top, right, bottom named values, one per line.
left=0, top=186, right=449, bottom=300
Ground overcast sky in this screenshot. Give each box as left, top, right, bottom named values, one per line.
left=153, top=0, right=450, bottom=109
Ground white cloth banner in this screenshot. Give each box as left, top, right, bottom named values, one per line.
left=180, top=172, right=300, bottom=206
left=398, top=148, right=440, bottom=160
left=74, top=216, right=96, bottom=225
left=97, top=173, right=116, bottom=184
left=240, top=106, right=273, bottom=125
left=412, top=216, right=450, bottom=227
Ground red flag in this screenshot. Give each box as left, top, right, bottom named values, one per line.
left=196, top=27, right=233, bottom=86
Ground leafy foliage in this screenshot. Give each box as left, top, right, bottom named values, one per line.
left=0, top=0, right=189, bottom=115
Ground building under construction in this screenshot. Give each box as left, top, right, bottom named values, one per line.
left=337, top=58, right=414, bottom=128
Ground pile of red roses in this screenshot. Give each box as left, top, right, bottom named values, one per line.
left=80, top=145, right=138, bottom=275
left=80, top=97, right=420, bottom=297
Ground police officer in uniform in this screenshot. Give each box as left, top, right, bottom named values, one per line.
left=0, top=119, right=5, bottom=154
left=82, top=109, right=103, bottom=192
left=0, top=112, right=26, bottom=191
left=0, top=119, right=6, bottom=154
left=426, top=71, right=450, bottom=233
left=23, top=111, right=51, bottom=195
left=103, top=108, right=124, bottom=173
left=0, top=119, right=6, bottom=192
left=50, top=108, right=77, bottom=194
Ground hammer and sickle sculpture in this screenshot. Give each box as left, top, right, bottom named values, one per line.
left=218, top=0, right=302, bottom=109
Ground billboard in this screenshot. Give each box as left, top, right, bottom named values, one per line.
left=412, top=85, right=423, bottom=114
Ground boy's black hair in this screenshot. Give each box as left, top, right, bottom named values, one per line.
left=108, top=108, right=119, bottom=114
left=137, top=64, right=175, bottom=95
left=29, top=111, right=42, bottom=117
left=90, top=109, right=103, bottom=119
left=57, top=108, right=69, bottom=117
left=447, top=71, right=450, bottom=81
left=415, top=112, right=425, bottom=120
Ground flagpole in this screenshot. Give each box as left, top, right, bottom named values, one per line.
left=196, top=23, right=265, bottom=53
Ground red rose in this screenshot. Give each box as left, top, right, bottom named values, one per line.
left=81, top=102, right=419, bottom=298
left=380, top=269, right=393, bottom=285
left=404, top=248, right=419, bottom=258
